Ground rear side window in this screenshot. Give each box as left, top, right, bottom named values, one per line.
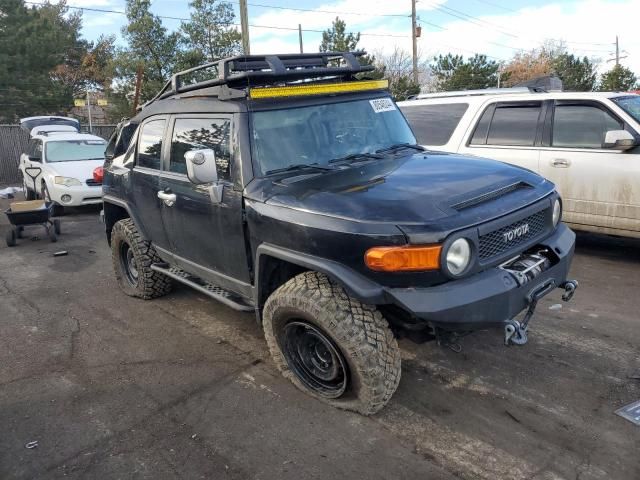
left=552, top=104, right=622, bottom=148
left=137, top=119, right=165, bottom=169
left=471, top=103, right=542, bottom=147
left=169, top=118, right=232, bottom=180
left=400, top=103, right=468, bottom=146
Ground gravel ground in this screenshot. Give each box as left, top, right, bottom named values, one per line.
left=0, top=193, right=638, bottom=480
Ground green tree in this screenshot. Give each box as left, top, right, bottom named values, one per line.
left=598, top=64, right=637, bottom=91
left=319, top=17, right=360, bottom=52
left=0, top=0, right=82, bottom=121
left=114, top=0, right=181, bottom=104
left=552, top=53, right=596, bottom=91
left=431, top=54, right=500, bottom=91
left=180, top=0, right=241, bottom=68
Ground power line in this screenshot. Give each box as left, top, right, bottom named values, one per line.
left=24, top=1, right=410, bottom=38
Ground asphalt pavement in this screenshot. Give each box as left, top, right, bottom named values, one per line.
left=0, top=194, right=638, bottom=480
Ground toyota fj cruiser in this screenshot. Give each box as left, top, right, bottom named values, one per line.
left=102, top=53, right=578, bottom=414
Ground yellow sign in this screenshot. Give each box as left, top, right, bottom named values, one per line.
left=74, top=99, right=86, bottom=107
left=97, top=99, right=108, bottom=106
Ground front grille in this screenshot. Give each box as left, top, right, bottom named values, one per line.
left=86, top=178, right=101, bottom=186
left=478, top=209, right=548, bottom=260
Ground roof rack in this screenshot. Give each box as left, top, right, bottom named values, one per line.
left=409, top=87, right=543, bottom=100
left=144, top=51, right=374, bottom=107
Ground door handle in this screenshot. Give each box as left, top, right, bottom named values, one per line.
left=551, top=158, right=571, bottom=168
left=157, top=190, right=177, bottom=207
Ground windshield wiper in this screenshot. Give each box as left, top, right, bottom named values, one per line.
left=328, top=152, right=383, bottom=164
left=265, top=163, right=334, bottom=175
left=375, top=143, right=425, bottom=154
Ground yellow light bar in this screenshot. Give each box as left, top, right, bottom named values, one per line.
left=249, top=79, right=389, bottom=99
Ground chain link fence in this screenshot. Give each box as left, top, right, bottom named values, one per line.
left=0, top=124, right=116, bottom=185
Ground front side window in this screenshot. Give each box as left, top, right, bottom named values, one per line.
left=137, top=119, right=165, bottom=169
left=400, top=103, right=468, bottom=146
left=552, top=104, right=622, bottom=148
left=250, top=97, right=416, bottom=175
left=169, top=118, right=231, bottom=180
left=44, top=140, right=106, bottom=163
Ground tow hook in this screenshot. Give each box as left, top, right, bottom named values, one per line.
left=561, top=280, right=578, bottom=302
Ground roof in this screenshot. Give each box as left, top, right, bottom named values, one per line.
left=33, top=132, right=106, bottom=143
left=398, top=90, right=637, bottom=107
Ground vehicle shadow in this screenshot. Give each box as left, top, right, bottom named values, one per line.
left=574, top=229, right=640, bottom=263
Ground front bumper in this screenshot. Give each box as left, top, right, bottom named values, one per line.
left=49, top=184, right=103, bottom=207
left=384, top=224, right=576, bottom=330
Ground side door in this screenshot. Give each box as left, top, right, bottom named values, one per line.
left=458, top=100, right=544, bottom=172
left=539, top=100, right=640, bottom=233
left=159, top=114, right=251, bottom=295
left=130, top=116, right=171, bottom=250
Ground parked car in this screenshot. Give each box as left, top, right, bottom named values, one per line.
left=398, top=90, right=640, bottom=239
left=102, top=53, right=577, bottom=415
left=19, top=116, right=107, bottom=215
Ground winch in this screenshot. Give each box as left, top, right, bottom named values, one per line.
left=499, top=249, right=551, bottom=287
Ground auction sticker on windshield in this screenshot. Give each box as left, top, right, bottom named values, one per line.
left=370, top=98, right=396, bottom=113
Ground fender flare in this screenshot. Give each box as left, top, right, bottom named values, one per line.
left=102, top=195, right=149, bottom=240
left=254, top=243, right=386, bottom=307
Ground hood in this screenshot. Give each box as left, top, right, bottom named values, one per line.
left=247, top=152, right=554, bottom=227
left=46, top=159, right=104, bottom=180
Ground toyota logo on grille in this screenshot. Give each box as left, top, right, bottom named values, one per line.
left=503, top=223, right=530, bottom=242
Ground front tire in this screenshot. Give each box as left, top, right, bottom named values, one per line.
left=41, top=183, right=64, bottom=216
left=263, top=272, right=401, bottom=415
left=111, top=218, right=172, bottom=299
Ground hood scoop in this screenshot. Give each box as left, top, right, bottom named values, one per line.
left=451, top=181, right=533, bottom=211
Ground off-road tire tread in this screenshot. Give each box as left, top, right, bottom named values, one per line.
left=111, top=218, right=172, bottom=299
left=263, top=271, right=401, bottom=415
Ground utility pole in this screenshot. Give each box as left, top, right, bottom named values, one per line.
left=607, top=36, right=627, bottom=66
left=239, top=0, right=250, bottom=55
left=86, top=89, right=92, bottom=133
left=298, top=24, right=303, bottom=53
left=132, top=65, right=143, bottom=114
left=411, top=0, right=418, bottom=84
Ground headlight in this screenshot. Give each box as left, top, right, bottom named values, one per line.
left=54, top=176, right=82, bottom=187
left=552, top=198, right=562, bottom=227
left=446, top=238, right=472, bottom=276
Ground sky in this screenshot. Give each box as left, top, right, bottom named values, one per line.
left=56, top=0, right=640, bottom=76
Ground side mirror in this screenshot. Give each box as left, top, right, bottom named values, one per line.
left=185, top=149, right=218, bottom=184
left=28, top=155, right=41, bottom=163
left=603, top=130, right=637, bottom=150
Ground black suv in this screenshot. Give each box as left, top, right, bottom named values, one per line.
left=102, top=52, right=578, bottom=414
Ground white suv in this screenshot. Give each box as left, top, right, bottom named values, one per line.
left=18, top=117, right=107, bottom=215
left=398, top=90, right=640, bottom=239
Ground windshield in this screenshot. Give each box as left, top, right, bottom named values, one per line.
left=250, top=97, right=416, bottom=175
left=612, top=95, right=640, bottom=123
left=45, top=140, right=107, bottom=163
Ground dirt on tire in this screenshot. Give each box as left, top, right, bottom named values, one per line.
left=111, top=218, right=172, bottom=299
left=263, top=271, right=401, bottom=415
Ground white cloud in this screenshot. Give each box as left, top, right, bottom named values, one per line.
left=250, top=0, right=640, bottom=78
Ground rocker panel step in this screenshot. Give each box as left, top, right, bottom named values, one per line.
left=151, top=264, right=254, bottom=312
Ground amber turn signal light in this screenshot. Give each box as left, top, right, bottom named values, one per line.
left=365, top=245, right=442, bottom=272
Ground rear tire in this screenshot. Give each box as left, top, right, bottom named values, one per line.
left=111, top=218, right=172, bottom=299
left=6, top=230, right=17, bottom=247
left=263, top=271, right=401, bottom=415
